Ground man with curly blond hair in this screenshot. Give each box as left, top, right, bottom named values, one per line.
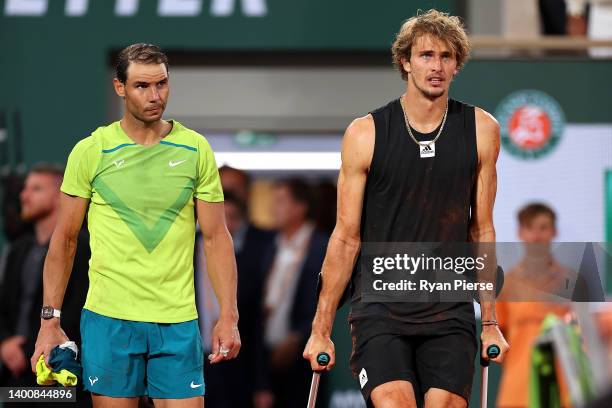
left=303, top=9, right=509, bottom=408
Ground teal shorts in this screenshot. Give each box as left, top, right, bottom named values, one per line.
left=80, top=309, right=205, bottom=399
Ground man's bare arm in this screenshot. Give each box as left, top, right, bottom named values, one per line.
left=303, top=115, right=374, bottom=371
left=30, top=193, right=89, bottom=371
left=195, top=199, right=240, bottom=363
left=470, top=108, right=499, bottom=244
left=470, top=107, right=509, bottom=362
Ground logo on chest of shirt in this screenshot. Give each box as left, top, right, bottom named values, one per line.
left=419, top=141, right=435, bottom=158
left=169, top=159, right=187, bottom=168
left=113, top=160, right=125, bottom=168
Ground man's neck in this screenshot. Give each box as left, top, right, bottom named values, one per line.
left=403, top=82, right=448, bottom=132
left=522, top=252, right=554, bottom=274
left=34, top=212, right=58, bottom=245
left=120, top=114, right=171, bottom=146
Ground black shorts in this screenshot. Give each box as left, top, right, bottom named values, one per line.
left=349, top=318, right=477, bottom=407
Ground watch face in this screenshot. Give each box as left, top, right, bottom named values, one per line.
left=41, top=306, right=53, bottom=319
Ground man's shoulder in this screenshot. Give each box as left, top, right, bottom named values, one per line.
left=472, top=106, right=501, bottom=159
left=473, top=106, right=500, bottom=131
left=168, top=121, right=210, bottom=151
left=370, top=97, right=399, bottom=116
left=349, top=97, right=400, bottom=138
left=342, top=115, right=375, bottom=171
left=70, top=121, right=122, bottom=156
left=345, top=114, right=375, bottom=147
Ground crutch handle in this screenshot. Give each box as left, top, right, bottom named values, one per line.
left=316, top=352, right=330, bottom=367
left=307, top=353, right=331, bottom=408
left=480, top=344, right=500, bottom=367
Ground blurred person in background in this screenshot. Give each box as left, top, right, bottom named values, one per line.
left=496, top=203, right=579, bottom=408
left=566, top=0, right=612, bottom=56
left=197, top=171, right=275, bottom=408
left=0, top=163, right=90, bottom=406
left=263, top=178, right=328, bottom=408
left=219, top=165, right=251, bottom=205
left=539, top=0, right=568, bottom=34
left=30, top=43, right=240, bottom=408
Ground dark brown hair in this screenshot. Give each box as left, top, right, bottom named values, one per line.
left=115, top=43, right=169, bottom=84
left=517, top=203, right=557, bottom=227
left=30, top=162, right=65, bottom=179
left=219, top=165, right=252, bottom=189
left=276, top=178, right=314, bottom=219
left=392, top=9, right=471, bottom=80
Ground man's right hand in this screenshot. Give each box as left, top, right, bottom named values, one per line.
left=303, top=333, right=335, bottom=372
left=0, top=335, right=27, bottom=377
left=30, top=320, right=68, bottom=372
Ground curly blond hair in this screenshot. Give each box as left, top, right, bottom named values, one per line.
left=392, top=9, right=471, bottom=80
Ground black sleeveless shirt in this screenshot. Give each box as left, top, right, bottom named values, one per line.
left=349, top=98, right=478, bottom=325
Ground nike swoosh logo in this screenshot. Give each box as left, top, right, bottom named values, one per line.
left=113, top=160, right=125, bottom=168
left=190, top=381, right=203, bottom=389
left=169, top=160, right=186, bottom=167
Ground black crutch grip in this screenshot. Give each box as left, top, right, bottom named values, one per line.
left=316, top=352, right=330, bottom=367
left=480, top=344, right=500, bottom=367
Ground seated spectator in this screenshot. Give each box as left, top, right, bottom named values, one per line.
left=0, top=163, right=90, bottom=407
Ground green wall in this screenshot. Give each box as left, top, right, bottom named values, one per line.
left=0, top=0, right=454, bottom=166
left=3, top=0, right=610, bottom=168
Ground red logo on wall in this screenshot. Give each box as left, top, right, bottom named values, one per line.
left=496, top=90, right=565, bottom=160
left=508, top=106, right=552, bottom=150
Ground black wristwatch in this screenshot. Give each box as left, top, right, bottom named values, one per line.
left=41, top=305, right=61, bottom=320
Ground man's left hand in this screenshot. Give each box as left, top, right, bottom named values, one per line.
left=480, top=324, right=509, bottom=364
left=208, top=316, right=241, bottom=364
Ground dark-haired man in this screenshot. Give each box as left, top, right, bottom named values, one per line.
left=30, top=44, right=240, bottom=408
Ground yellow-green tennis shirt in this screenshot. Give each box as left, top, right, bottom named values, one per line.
left=61, top=120, right=223, bottom=323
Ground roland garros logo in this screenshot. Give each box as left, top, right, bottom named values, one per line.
left=495, top=90, right=565, bottom=159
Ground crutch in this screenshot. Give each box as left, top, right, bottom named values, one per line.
left=480, top=344, right=500, bottom=408
left=306, top=352, right=331, bottom=408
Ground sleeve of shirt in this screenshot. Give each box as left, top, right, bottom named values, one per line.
left=195, top=136, right=224, bottom=203
left=61, top=137, right=95, bottom=199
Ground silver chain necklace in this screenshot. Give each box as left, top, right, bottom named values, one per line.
left=399, top=94, right=448, bottom=148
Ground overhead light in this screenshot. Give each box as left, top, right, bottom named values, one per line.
left=215, top=152, right=341, bottom=170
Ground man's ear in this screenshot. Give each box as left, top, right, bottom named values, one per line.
left=401, top=57, right=411, bottom=75
left=113, top=78, right=125, bottom=98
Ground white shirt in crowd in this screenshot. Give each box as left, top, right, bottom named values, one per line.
left=264, top=222, right=314, bottom=347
